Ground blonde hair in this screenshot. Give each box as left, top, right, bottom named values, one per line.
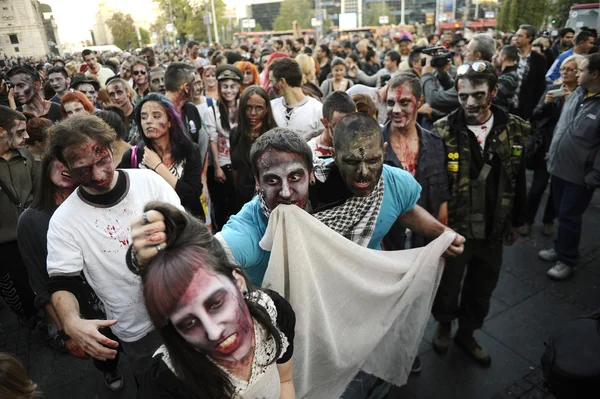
left=0, top=353, right=42, bottom=398
left=64, top=61, right=78, bottom=77
left=295, top=54, right=316, bottom=86
left=554, top=54, right=584, bottom=86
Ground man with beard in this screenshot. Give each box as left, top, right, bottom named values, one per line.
left=431, top=61, right=529, bottom=366
left=82, top=49, right=114, bottom=88
left=315, top=44, right=332, bottom=85
left=46, top=115, right=182, bottom=385
left=0, top=106, right=37, bottom=328
left=47, top=66, right=70, bottom=104
left=185, top=40, right=208, bottom=70
left=148, top=67, right=166, bottom=95
left=131, top=59, right=150, bottom=104
left=106, top=78, right=136, bottom=140
left=70, top=74, right=101, bottom=109
left=269, top=58, right=323, bottom=139
left=164, top=63, right=207, bottom=167
left=118, top=57, right=134, bottom=86
left=7, top=65, right=61, bottom=122
left=140, top=47, right=157, bottom=68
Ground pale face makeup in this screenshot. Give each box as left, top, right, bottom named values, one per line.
left=49, top=158, right=76, bottom=189
left=9, top=74, right=37, bottom=104
left=132, top=65, right=148, bottom=86
left=256, top=149, right=311, bottom=211
left=6, top=120, right=28, bottom=149
left=386, top=83, right=420, bottom=130
left=48, top=72, right=69, bottom=95
left=63, top=101, right=89, bottom=118
left=65, top=140, right=115, bottom=194
left=457, top=79, right=495, bottom=124
left=220, top=79, right=240, bottom=103
left=76, top=83, right=98, bottom=105
left=169, top=268, right=254, bottom=365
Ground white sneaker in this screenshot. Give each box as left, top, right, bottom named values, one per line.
left=547, top=261, right=573, bottom=280
left=539, top=248, right=558, bottom=262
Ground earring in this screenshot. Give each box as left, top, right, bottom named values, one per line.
left=310, top=179, right=316, bottom=185
left=243, top=290, right=248, bottom=299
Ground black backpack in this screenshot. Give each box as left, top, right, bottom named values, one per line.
left=541, top=310, right=600, bottom=398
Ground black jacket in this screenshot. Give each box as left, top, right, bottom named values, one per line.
left=119, top=143, right=204, bottom=217
left=516, top=50, right=547, bottom=121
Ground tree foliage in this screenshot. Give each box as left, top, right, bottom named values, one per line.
left=363, top=2, right=395, bottom=26
left=152, top=0, right=228, bottom=43
left=498, top=0, right=551, bottom=31
left=139, top=27, right=151, bottom=46
left=106, top=12, right=139, bottom=50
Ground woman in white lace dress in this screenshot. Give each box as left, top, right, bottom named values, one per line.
left=133, top=202, right=296, bottom=399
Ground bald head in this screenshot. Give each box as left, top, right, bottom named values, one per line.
left=333, top=112, right=384, bottom=152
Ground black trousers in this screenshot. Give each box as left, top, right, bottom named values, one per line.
left=432, top=238, right=503, bottom=331
left=525, top=167, right=556, bottom=225
left=0, top=241, right=36, bottom=319
left=207, top=165, right=237, bottom=231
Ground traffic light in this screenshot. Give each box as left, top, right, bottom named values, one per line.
left=552, top=19, right=556, bottom=24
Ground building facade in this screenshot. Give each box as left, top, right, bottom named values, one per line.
left=0, top=0, right=60, bottom=59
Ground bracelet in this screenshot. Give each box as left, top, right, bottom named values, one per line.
left=153, top=162, right=163, bottom=172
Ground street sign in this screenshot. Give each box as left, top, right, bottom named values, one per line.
left=166, top=23, right=174, bottom=32
left=339, top=12, right=357, bottom=30
left=203, top=12, right=212, bottom=25
left=311, top=18, right=322, bottom=27
left=242, top=19, right=256, bottom=28
left=379, top=16, right=389, bottom=24
left=484, top=11, right=495, bottom=19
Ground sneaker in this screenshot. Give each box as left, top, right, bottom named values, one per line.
left=454, top=332, right=491, bottom=367
left=542, top=223, right=555, bottom=236
left=433, top=322, right=452, bottom=355
left=519, top=224, right=531, bottom=236
left=104, top=369, right=124, bottom=391
left=547, top=261, right=573, bottom=280
left=539, top=248, right=558, bottom=262
left=411, top=355, right=421, bottom=374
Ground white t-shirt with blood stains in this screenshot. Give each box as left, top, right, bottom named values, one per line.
left=467, top=115, right=494, bottom=152
left=47, top=169, right=182, bottom=342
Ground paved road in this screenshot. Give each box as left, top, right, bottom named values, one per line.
left=2, top=186, right=598, bottom=399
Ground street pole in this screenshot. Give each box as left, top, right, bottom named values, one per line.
left=474, top=1, right=479, bottom=20
left=210, top=0, right=219, bottom=43
left=400, top=0, right=406, bottom=25
left=168, top=0, right=176, bottom=46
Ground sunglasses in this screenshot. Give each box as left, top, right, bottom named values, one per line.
left=457, top=62, right=488, bottom=76
left=133, top=70, right=147, bottom=76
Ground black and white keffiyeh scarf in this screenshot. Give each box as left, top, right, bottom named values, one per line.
left=313, top=176, right=385, bottom=247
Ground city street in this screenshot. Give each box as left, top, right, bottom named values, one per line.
left=2, top=185, right=599, bottom=399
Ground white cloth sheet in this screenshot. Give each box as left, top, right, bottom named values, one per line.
left=259, top=205, right=454, bottom=398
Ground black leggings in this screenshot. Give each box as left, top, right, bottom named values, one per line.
left=207, top=165, right=238, bottom=231
left=0, top=241, right=36, bottom=319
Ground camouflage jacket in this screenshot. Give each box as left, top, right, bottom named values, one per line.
left=433, top=105, right=530, bottom=240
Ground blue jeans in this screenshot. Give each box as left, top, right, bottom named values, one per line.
left=552, top=175, right=595, bottom=266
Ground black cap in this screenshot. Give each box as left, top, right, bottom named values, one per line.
left=70, top=73, right=100, bottom=91
left=215, top=64, right=243, bottom=81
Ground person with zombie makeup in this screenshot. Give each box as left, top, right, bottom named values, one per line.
left=60, top=91, right=95, bottom=119
left=0, top=106, right=38, bottom=330
left=206, top=64, right=243, bottom=230
left=131, top=59, right=150, bottom=104
left=307, top=91, right=356, bottom=158
left=7, top=65, right=62, bottom=122
left=269, top=58, right=323, bottom=140
left=118, top=57, right=134, bottom=87
left=45, top=115, right=183, bottom=386
left=70, top=74, right=101, bottom=109
left=131, top=202, right=296, bottom=398
left=47, top=66, right=71, bottom=104
left=140, top=47, right=157, bottom=68
left=431, top=61, right=529, bottom=366
left=96, top=107, right=132, bottom=169
left=106, top=78, right=137, bottom=140
left=82, top=49, right=115, bottom=88
left=148, top=67, right=166, bottom=95
left=230, top=86, right=278, bottom=209
left=234, top=61, right=260, bottom=93
left=120, top=93, right=204, bottom=218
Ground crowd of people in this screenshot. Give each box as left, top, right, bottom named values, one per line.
left=1, top=22, right=599, bottom=399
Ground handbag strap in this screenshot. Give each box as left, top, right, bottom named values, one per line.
left=0, top=176, right=22, bottom=210
left=130, top=145, right=138, bottom=168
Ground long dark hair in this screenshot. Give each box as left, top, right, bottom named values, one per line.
left=30, top=153, right=70, bottom=214
left=138, top=201, right=284, bottom=399
left=231, top=86, right=277, bottom=153
left=134, top=93, right=193, bottom=163
left=217, top=79, right=240, bottom=132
